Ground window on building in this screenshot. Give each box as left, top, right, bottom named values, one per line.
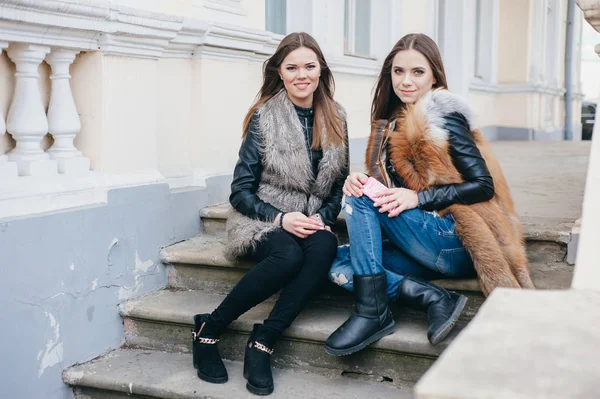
left=543, top=0, right=559, bottom=86
left=472, top=0, right=497, bottom=83
left=436, top=0, right=446, bottom=57
left=265, top=0, right=286, bottom=35
left=344, top=0, right=371, bottom=57
left=473, top=0, right=484, bottom=79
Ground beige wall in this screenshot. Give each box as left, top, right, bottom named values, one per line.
left=470, top=92, right=497, bottom=127
left=0, top=51, right=15, bottom=155
left=190, top=57, right=259, bottom=174
left=157, top=58, right=194, bottom=177
left=471, top=91, right=557, bottom=130
left=70, top=52, right=103, bottom=171
left=109, top=0, right=265, bottom=30
left=334, top=73, right=376, bottom=140
left=497, top=0, right=530, bottom=83
left=399, top=1, right=436, bottom=38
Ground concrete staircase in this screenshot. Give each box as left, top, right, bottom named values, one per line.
left=63, top=202, right=575, bottom=398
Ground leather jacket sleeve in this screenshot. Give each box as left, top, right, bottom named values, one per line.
left=417, top=112, right=495, bottom=211
left=229, top=112, right=281, bottom=222
left=316, top=122, right=349, bottom=226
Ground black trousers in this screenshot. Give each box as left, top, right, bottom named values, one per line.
left=208, top=229, right=338, bottom=334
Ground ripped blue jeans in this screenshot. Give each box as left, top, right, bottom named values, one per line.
left=329, top=194, right=476, bottom=300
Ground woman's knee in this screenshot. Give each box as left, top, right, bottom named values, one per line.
left=342, top=194, right=371, bottom=214
left=311, top=230, right=338, bottom=256
left=328, top=245, right=354, bottom=291
left=269, top=240, right=304, bottom=275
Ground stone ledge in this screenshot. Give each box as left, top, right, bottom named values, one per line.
left=63, top=348, right=412, bottom=399
left=199, top=203, right=576, bottom=244
left=160, top=233, right=573, bottom=293
left=415, top=288, right=600, bottom=399
left=119, top=289, right=457, bottom=358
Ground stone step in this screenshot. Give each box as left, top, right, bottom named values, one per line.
left=118, top=289, right=464, bottom=387
left=63, top=348, right=413, bottom=399
left=199, top=203, right=574, bottom=248
left=160, top=233, right=573, bottom=296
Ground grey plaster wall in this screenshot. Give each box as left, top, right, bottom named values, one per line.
left=0, top=177, right=231, bottom=398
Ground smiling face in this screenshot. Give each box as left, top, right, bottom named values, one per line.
left=279, top=46, right=321, bottom=108
left=391, top=49, right=437, bottom=104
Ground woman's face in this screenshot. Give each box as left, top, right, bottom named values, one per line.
left=391, top=49, right=436, bottom=104
left=279, top=47, right=321, bottom=108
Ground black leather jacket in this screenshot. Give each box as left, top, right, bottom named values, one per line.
left=229, top=105, right=348, bottom=227
left=385, top=112, right=494, bottom=210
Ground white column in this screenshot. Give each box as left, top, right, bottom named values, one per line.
left=46, top=48, right=90, bottom=175
left=0, top=43, right=18, bottom=179
left=6, top=43, right=57, bottom=176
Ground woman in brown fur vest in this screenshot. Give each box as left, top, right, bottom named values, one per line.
left=326, top=33, right=533, bottom=355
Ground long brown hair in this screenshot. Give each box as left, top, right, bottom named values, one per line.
left=371, top=33, right=448, bottom=121
left=242, top=32, right=344, bottom=149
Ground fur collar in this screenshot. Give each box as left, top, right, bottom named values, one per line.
left=415, top=89, right=476, bottom=144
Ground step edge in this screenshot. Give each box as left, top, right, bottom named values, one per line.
left=63, top=349, right=412, bottom=398
left=118, top=294, right=445, bottom=358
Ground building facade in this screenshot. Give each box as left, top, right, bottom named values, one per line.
left=0, top=0, right=588, bottom=397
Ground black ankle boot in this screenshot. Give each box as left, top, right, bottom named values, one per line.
left=324, top=272, right=395, bottom=356
left=192, top=313, right=228, bottom=384
left=243, top=324, right=277, bottom=395
left=397, top=276, right=467, bottom=345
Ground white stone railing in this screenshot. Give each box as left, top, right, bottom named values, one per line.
left=0, top=0, right=289, bottom=177
left=577, top=0, right=600, bottom=56
left=0, top=0, right=280, bottom=179
left=3, top=44, right=90, bottom=177
left=572, top=0, right=600, bottom=288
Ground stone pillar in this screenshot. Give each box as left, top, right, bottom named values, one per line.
left=46, top=48, right=90, bottom=175
left=0, top=43, right=18, bottom=179
left=6, top=43, right=57, bottom=176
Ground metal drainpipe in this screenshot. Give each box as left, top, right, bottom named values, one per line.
left=564, top=0, right=576, bottom=140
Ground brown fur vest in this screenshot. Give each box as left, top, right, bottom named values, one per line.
left=365, top=89, right=534, bottom=296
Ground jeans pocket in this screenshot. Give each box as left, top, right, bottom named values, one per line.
left=435, top=247, right=468, bottom=275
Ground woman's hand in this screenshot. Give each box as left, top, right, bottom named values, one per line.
left=282, top=212, right=325, bottom=238
left=373, top=188, right=419, bottom=217
left=309, top=214, right=332, bottom=232
left=343, top=172, right=369, bottom=197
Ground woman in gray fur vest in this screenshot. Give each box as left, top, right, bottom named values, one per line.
left=192, top=32, right=348, bottom=396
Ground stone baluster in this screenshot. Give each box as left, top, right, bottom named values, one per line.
left=46, top=48, right=90, bottom=175
left=0, top=43, right=18, bottom=179
left=6, top=43, right=57, bottom=176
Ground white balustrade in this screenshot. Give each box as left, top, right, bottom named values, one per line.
left=6, top=43, right=57, bottom=176
left=0, top=43, right=18, bottom=179
left=46, top=48, right=90, bottom=175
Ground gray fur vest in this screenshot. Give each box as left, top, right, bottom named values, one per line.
left=225, top=90, right=347, bottom=259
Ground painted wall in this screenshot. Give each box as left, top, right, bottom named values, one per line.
left=497, top=0, right=530, bottom=83
left=0, top=180, right=230, bottom=398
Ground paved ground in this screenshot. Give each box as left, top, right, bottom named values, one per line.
left=352, top=141, right=592, bottom=233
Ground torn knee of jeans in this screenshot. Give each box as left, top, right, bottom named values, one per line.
left=330, top=272, right=350, bottom=286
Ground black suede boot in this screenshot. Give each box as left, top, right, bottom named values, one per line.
left=243, top=324, right=278, bottom=395
left=397, top=276, right=467, bottom=345
left=192, top=313, right=228, bottom=384
left=324, top=272, right=395, bottom=356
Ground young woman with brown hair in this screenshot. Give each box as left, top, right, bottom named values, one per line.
left=192, top=32, right=348, bottom=395
left=326, top=33, right=533, bottom=356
